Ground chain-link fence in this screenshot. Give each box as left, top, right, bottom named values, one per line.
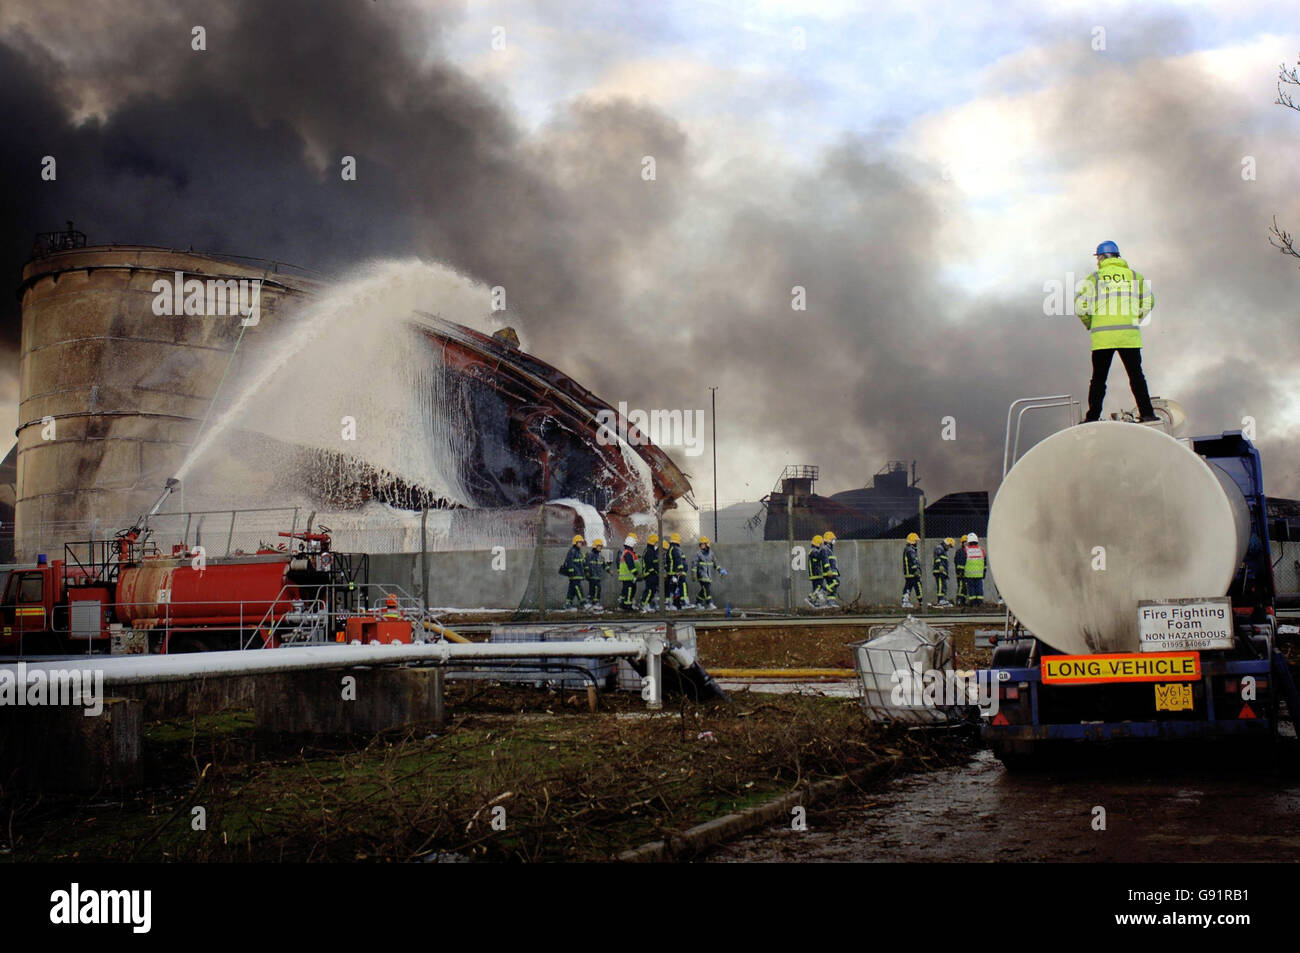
left=5, top=500, right=1298, bottom=615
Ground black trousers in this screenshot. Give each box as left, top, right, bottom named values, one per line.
left=1086, top=347, right=1154, bottom=421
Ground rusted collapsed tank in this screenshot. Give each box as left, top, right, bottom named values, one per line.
left=13, top=243, right=691, bottom=559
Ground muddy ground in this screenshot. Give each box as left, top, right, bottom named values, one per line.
left=699, top=622, right=991, bottom=670
left=0, top=681, right=974, bottom=862
left=707, top=746, right=1300, bottom=862
left=4, top=621, right=1290, bottom=862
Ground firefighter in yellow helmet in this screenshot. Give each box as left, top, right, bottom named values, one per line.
left=693, top=535, right=725, bottom=610
left=807, top=535, right=826, bottom=607
left=560, top=534, right=586, bottom=609
left=932, top=537, right=955, bottom=608
left=666, top=532, right=688, bottom=609
left=584, top=538, right=610, bottom=610
left=639, top=533, right=661, bottom=611
left=954, top=533, right=969, bottom=606
left=902, top=532, right=923, bottom=609
left=821, top=531, right=840, bottom=605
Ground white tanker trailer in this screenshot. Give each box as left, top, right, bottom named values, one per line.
left=980, top=410, right=1299, bottom=762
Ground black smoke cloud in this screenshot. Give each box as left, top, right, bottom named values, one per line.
left=1, top=0, right=1296, bottom=501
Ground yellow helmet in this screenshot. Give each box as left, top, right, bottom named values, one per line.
left=670, top=532, right=681, bottom=544
left=906, top=532, right=920, bottom=544
left=572, top=535, right=585, bottom=545
left=824, top=530, right=836, bottom=542
left=592, top=538, right=604, bottom=548
left=698, top=535, right=710, bottom=546
left=812, top=535, right=824, bottom=546
left=662, top=540, right=670, bottom=549
left=944, top=537, right=955, bottom=547
left=648, top=533, right=659, bottom=545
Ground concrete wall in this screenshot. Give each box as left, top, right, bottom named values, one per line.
left=362, top=538, right=1300, bottom=612
left=374, top=538, right=1003, bottom=611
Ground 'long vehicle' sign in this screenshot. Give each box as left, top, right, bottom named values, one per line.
left=1041, top=652, right=1201, bottom=685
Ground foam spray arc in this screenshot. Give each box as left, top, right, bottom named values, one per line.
left=173, top=259, right=497, bottom=499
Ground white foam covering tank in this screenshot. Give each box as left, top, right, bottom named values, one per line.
left=987, top=422, right=1249, bottom=655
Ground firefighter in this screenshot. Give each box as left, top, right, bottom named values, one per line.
left=822, top=530, right=840, bottom=604
left=806, top=535, right=826, bottom=607
left=693, top=536, right=725, bottom=610
left=639, top=533, right=661, bottom=611
left=617, top=535, right=639, bottom=610
left=560, top=534, right=586, bottom=608
left=584, top=538, right=608, bottom=609
left=902, top=532, right=923, bottom=609
left=932, top=537, right=954, bottom=607
left=953, top=535, right=968, bottom=607
left=659, top=538, right=672, bottom=607
left=1074, top=241, right=1157, bottom=423
left=667, top=532, right=689, bottom=609
left=962, top=532, right=987, bottom=607
left=382, top=593, right=402, bottom=620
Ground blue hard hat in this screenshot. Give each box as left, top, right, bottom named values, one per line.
left=1095, top=240, right=1120, bottom=256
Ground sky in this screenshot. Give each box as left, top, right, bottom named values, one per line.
left=1, top=0, right=1298, bottom=507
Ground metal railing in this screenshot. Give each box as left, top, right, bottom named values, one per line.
left=1002, top=395, right=1081, bottom=479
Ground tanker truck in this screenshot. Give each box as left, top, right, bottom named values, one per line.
left=0, top=523, right=365, bottom=656
left=982, top=410, right=1300, bottom=762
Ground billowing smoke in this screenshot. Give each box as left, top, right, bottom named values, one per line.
left=1, top=0, right=1297, bottom=504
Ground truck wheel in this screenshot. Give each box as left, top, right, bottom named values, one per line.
left=991, top=744, right=1035, bottom=772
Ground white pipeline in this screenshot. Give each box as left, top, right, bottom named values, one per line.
left=1, top=639, right=651, bottom=686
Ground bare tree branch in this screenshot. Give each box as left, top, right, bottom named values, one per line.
left=1277, top=60, right=1300, bottom=111
left=1271, top=60, right=1300, bottom=268
left=1269, top=216, right=1300, bottom=260
left=1279, top=60, right=1300, bottom=111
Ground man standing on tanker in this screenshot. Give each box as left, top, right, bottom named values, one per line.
left=1074, top=241, right=1158, bottom=423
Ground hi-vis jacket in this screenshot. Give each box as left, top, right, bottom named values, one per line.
left=1073, top=257, right=1153, bottom=350
left=962, top=543, right=986, bottom=579
left=618, top=546, right=638, bottom=582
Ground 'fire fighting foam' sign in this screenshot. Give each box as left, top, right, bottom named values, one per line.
left=1041, top=652, right=1201, bottom=685
left=1137, top=598, right=1233, bottom=652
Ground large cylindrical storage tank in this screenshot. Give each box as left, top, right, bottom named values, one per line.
left=987, top=423, right=1250, bottom=655
left=15, top=246, right=317, bottom=561
left=114, top=558, right=296, bottom=627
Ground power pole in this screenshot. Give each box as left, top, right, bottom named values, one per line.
left=709, top=386, right=719, bottom=542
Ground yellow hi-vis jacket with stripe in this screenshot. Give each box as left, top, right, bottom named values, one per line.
left=1074, top=257, right=1153, bottom=350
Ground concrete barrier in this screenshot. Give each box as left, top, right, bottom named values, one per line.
left=0, top=697, right=143, bottom=792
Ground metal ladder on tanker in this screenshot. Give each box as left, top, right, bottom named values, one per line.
left=998, top=396, right=1083, bottom=644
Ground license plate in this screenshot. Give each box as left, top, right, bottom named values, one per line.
left=1154, top=682, right=1195, bottom=711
